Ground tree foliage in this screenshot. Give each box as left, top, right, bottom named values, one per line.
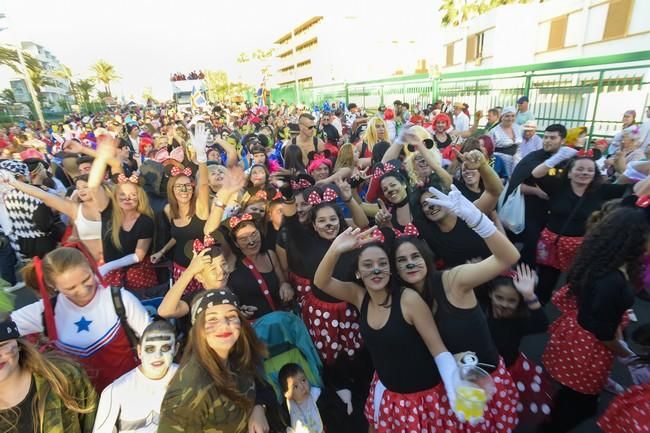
left=440, top=0, right=535, bottom=27
left=204, top=70, right=252, bottom=102
left=91, top=60, right=120, bottom=96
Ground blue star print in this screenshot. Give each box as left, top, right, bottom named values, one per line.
left=74, top=316, right=92, bottom=333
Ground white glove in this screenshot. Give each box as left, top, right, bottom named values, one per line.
left=544, top=146, right=578, bottom=168
left=336, top=389, right=353, bottom=415
left=623, top=160, right=648, bottom=181
left=98, top=253, right=140, bottom=277
left=426, top=186, right=496, bottom=238
left=191, top=122, right=208, bottom=163
left=435, top=352, right=459, bottom=415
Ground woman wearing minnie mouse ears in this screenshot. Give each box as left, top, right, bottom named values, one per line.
left=87, top=135, right=157, bottom=291
left=530, top=146, right=631, bottom=304
left=149, top=122, right=212, bottom=296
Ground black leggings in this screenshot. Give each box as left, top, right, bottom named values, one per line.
left=541, top=385, right=599, bottom=433
left=536, top=265, right=562, bottom=305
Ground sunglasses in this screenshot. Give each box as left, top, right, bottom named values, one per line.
left=407, top=139, right=434, bottom=153
left=301, top=124, right=316, bottom=130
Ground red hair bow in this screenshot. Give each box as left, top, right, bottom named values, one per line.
left=393, top=223, right=419, bottom=238
left=306, top=187, right=338, bottom=205
left=636, top=195, right=650, bottom=208
left=372, top=229, right=385, bottom=243
left=271, top=190, right=283, bottom=201
left=193, top=234, right=216, bottom=253
left=255, top=190, right=268, bottom=200
left=117, top=173, right=139, bottom=184
left=576, top=149, right=594, bottom=158
left=291, top=178, right=313, bottom=191
left=171, top=166, right=193, bottom=177
left=373, top=162, right=397, bottom=180
left=229, top=213, right=253, bottom=228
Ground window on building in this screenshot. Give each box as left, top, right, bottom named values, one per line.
left=466, top=32, right=485, bottom=62
left=548, top=15, right=568, bottom=50
left=445, top=44, right=454, bottom=66
left=415, top=59, right=427, bottom=74
left=603, top=0, right=633, bottom=39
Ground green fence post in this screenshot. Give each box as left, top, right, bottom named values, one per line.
left=524, top=73, right=532, bottom=98
left=380, top=85, right=384, bottom=106
left=344, top=83, right=349, bottom=105
left=587, top=70, right=606, bottom=143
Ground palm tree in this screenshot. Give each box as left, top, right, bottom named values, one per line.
left=0, top=88, right=16, bottom=105
left=236, top=52, right=250, bottom=64
left=440, top=0, right=533, bottom=27
left=91, top=60, right=119, bottom=96
left=0, top=45, right=41, bottom=73
left=76, top=78, right=95, bottom=104
left=28, top=68, right=55, bottom=101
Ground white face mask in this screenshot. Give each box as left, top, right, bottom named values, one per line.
left=138, top=332, right=176, bottom=379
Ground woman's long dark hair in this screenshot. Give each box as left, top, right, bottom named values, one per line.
left=283, top=145, right=306, bottom=173
left=568, top=207, right=649, bottom=300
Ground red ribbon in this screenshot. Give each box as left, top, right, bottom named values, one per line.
left=306, top=187, right=338, bottom=205
left=372, top=229, right=385, bottom=243
left=34, top=257, right=57, bottom=341
left=393, top=223, right=420, bottom=238
left=192, top=234, right=216, bottom=254
left=576, top=149, right=594, bottom=158
left=229, top=213, right=254, bottom=228
left=170, top=166, right=192, bottom=177
left=255, top=190, right=268, bottom=201
left=242, top=257, right=277, bottom=311
left=117, top=173, right=139, bottom=184
left=636, top=195, right=650, bottom=208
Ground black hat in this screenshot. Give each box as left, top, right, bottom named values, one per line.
left=190, top=289, right=240, bottom=325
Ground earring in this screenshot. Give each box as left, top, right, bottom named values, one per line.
left=355, top=273, right=360, bottom=279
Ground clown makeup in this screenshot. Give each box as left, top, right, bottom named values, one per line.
left=0, top=339, right=20, bottom=384
left=395, top=242, right=427, bottom=285
left=313, top=206, right=340, bottom=240
left=138, top=331, right=176, bottom=380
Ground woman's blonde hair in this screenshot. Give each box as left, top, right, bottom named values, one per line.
left=0, top=339, right=96, bottom=433
left=21, top=247, right=91, bottom=296
left=333, top=143, right=355, bottom=172
left=182, top=309, right=268, bottom=409
left=109, top=183, right=153, bottom=250
left=362, top=117, right=388, bottom=152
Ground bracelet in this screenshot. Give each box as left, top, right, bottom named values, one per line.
left=524, top=296, right=539, bottom=306
left=468, top=213, right=484, bottom=229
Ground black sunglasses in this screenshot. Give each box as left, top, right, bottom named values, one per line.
left=407, top=139, right=434, bottom=153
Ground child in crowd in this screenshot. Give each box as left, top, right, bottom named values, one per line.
left=280, top=363, right=324, bottom=433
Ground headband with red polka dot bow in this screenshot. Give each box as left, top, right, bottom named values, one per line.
left=372, top=229, right=385, bottom=243
left=171, top=166, right=193, bottom=177
left=229, top=213, right=254, bottom=228
left=392, top=223, right=420, bottom=238
left=291, top=178, right=313, bottom=191
left=306, top=187, right=338, bottom=205
left=373, top=162, right=397, bottom=180
left=192, top=234, right=216, bottom=254
left=117, top=173, right=139, bottom=184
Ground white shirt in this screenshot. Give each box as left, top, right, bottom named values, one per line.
left=287, top=387, right=323, bottom=433
left=93, top=365, right=179, bottom=433
left=453, top=112, right=470, bottom=132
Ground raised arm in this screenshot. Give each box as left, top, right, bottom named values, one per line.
left=425, top=186, right=519, bottom=295
left=335, top=177, right=369, bottom=228
left=158, top=250, right=211, bottom=318
left=460, top=150, right=503, bottom=213
left=411, top=139, right=452, bottom=189
left=313, top=227, right=372, bottom=308
left=214, top=137, right=239, bottom=168
left=87, top=135, right=116, bottom=211
left=532, top=146, right=578, bottom=178
left=6, top=178, right=78, bottom=220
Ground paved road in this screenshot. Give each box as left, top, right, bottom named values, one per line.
left=11, top=285, right=649, bottom=433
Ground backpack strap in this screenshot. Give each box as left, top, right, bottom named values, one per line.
left=42, top=294, right=59, bottom=338
left=313, top=136, right=318, bottom=153
left=110, top=286, right=139, bottom=355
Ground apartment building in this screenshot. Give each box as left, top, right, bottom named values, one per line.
left=19, top=41, right=73, bottom=109
left=441, top=0, right=650, bottom=72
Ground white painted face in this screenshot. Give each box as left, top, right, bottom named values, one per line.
left=138, top=331, right=177, bottom=380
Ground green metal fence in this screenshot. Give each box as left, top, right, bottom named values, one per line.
left=266, top=50, right=650, bottom=140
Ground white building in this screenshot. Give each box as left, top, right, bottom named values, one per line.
left=440, top=0, right=650, bottom=72
left=271, top=13, right=438, bottom=89
left=19, top=41, right=73, bottom=109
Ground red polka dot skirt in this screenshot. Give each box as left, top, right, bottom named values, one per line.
left=598, top=383, right=650, bottom=433
left=364, top=371, right=458, bottom=433
left=103, top=260, right=158, bottom=292
left=172, top=262, right=203, bottom=296
left=536, top=228, right=584, bottom=272
left=507, top=353, right=554, bottom=426
left=300, top=290, right=363, bottom=365
left=542, top=285, right=621, bottom=395
left=288, top=272, right=312, bottom=307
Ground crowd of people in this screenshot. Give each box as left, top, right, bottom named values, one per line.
left=170, top=70, right=205, bottom=81
left=0, top=96, right=650, bottom=433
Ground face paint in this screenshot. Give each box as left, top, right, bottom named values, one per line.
left=139, top=332, right=176, bottom=379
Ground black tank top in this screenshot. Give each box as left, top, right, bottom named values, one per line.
left=415, top=217, right=491, bottom=268
left=170, top=215, right=206, bottom=267
left=227, top=252, right=280, bottom=319
left=360, top=287, right=441, bottom=393
left=430, top=272, right=499, bottom=371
